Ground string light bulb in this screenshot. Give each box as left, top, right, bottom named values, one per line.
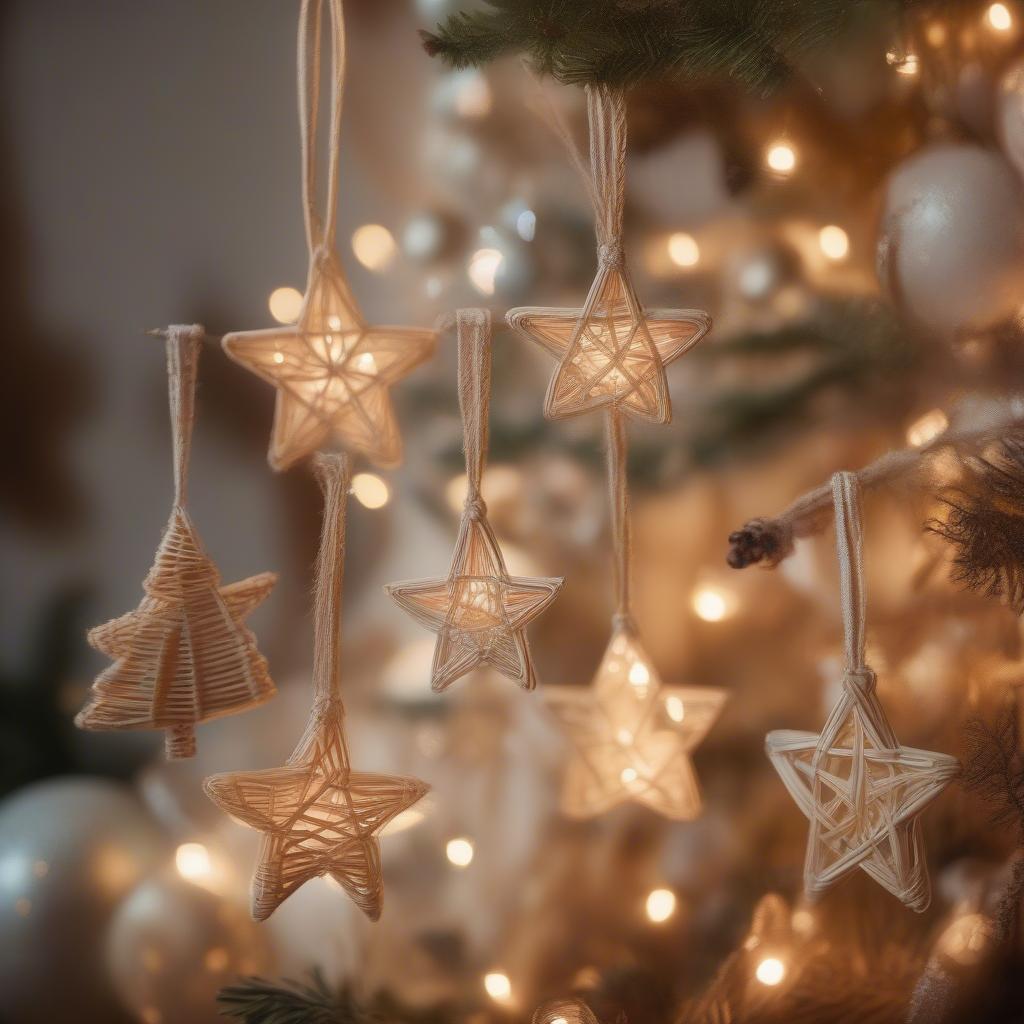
left=351, top=224, right=397, bottom=271
left=468, top=248, right=504, bottom=294
left=645, top=888, right=677, bottom=923
left=818, top=225, right=850, bottom=261
left=175, top=843, right=211, bottom=881
left=755, top=957, right=786, bottom=986
left=692, top=585, right=737, bottom=623
left=446, top=837, right=475, bottom=867
left=484, top=972, right=513, bottom=1004
left=766, top=141, right=797, bottom=176
left=268, top=286, right=303, bottom=324
left=667, top=232, right=700, bottom=268
left=987, top=3, right=1013, bottom=31
left=351, top=472, right=390, bottom=509
left=906, top=409, right=948, bottom=448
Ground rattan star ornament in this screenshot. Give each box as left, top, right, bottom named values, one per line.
left=223, top=0, right=435, bottom=471
left=547, top=621, right=726, bottom=820
left=507, top=85, right=709, bottom=424
left=386, top=310, right=563, bottom=692
left=532, top=999, right=600, bottom=1024
left=76, top=326, right=276, bottom=760
left=205, top=454, right=429, bottom=922
left=767, top=473, right=959, bottom=912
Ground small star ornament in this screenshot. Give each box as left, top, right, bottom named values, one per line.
left=507, top=258, right=710, bottom=424
left=547, top=623, right=726, bottom=820
left=223, top=249, right=435, bottom=471
left=205, top=454, right=429, bottom=921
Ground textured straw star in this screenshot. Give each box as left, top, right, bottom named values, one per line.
left=223, top=249, right=435, bottom=470
left=767, top=673, right=959, bottom=912
left=204, top=696, right=428, bottom=922
left=547, top=625, right=726, bottom=820
left=386, top=515, right=562, bottom=692
left=507, top=264, right=710, bottom=423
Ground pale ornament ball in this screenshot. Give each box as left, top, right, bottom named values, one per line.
left=998, top=58, right=1024, bottom=178
left=0, top=777, right=166, bottom=1024
left=107, top=869, right=273, bottom=1024
left=879, top=144, right=1024, bottom=337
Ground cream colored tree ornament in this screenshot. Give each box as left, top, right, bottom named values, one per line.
left=204, top=455, right=429, bottom=922
left=76, top=326, right=276, bottom=760
left=507, top=86, right=710, bottom=424
left=532, top=998, right=600, bottom=1024
left=386, top=310, right=563, bottom=692
left=766, top=472, right=959, bottom=912
left=223, top=0, right=435, bottom=471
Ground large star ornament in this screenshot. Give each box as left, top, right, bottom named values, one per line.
left=766, top=672, right=958, bottom=911
left=204, top=696, right=428, bottom=921
left=223, top=249, right=435, bottom=470
left=506, top=262, right=710, bottom=423
left=546, top=624, right=726, bottom=820
left=386, top=514, right=562, bottom=692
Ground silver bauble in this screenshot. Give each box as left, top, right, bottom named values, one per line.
left=0, top=777, right=166, bottom=1024
left=107, top=869, right=273, bottom=1024
left=879, top=144, right=1024, bottom=336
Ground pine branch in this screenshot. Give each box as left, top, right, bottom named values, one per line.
left=217, top=972, right=369, bottom=1024
left=961, top=709, right=1024, bottom=835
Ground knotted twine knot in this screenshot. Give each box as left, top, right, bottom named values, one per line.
left=464, top=496, right=487, bottom=521
left=598, top=242, right=625, bottom=269
left=842, top=667, right=876, bottom=695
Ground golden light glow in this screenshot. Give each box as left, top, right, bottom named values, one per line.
left=628, top=661, right=651, bottom=688
left=926, top=22, right=947, bottom=45
left=906, top=409, right=948, bottom=448
left=352, top=224, right=398, bottom=272
left=937, top=912, right=993, bottom=965
left=666, top=695, right=685, bottom=722
left=755, top=957, right=786, bottom=986
left=446, top=837, right=475, bottom=867
left=204, top=947, right=230, bottom=972
left=484, top=972, right=513, bottom=1003
left=268, top=286, right=303, bottom=324
left=887, top=50, right=920, bottom=75
left=351, top=472, right=390, bottom=509
left=818, top=225, right=850, bottom=261
left=692, top=585, right=736, bottom=623
left=987, top=3, right=1013, bottom=31
left=175, top=843, right=211, bottom=881
left=667, top=232, right=700, bottom=268
left=645, top=888, right=677, bottom=923
left=454, top=71, right=493, bottom=118
left=468, top=248, right=504, bottom=295
left=766, top=142, right=797, bottom=175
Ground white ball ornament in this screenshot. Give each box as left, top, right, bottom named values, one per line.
left=879, top=144, right=1024, bottom=337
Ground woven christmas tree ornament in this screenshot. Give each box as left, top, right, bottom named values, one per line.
left=507, top=85, right=710, bottom=424
left=223, top=0, right=435, bottom=471
left=767, top=472, right=959, bottom=912
left=387, top=309, right=563, bottom=692
left=204, top=454, right=429, bottom=922
left=532, top=998, right=600, bottom=1024
left=77, top=326, right=276, bottom=760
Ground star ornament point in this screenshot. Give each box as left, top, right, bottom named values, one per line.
left=386, top=515, right=562, bottom=693
left=507, top=262, right=710, bottom=424
left=204, top=697, right=428, bottom=922
left=547, top=625, right=726, bottom=820
left=767, top=676, right=959, bottom=912
left=223, top=249, right=435, bottom=471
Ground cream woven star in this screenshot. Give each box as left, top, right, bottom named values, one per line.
left=223, top=249, right=435, bottom=470
left=533, top=999, right=600, bottom=1024
left=386, top=514, right=562, bottom=692
left=507, top=263, right=710, bottom=423
left=767, top=671, right=958, bottom=912
left=547, top=624, right=726, bottom=820
left=204, top=695, right=428, bottom=921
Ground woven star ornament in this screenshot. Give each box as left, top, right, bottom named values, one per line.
left=77, top=326, right=276, bottom=760
left=547, top=622, right=726, bottom=820
left=205, top=454, right=428, bottom=921
left=387, top=310, right=563, bottom=692
left=766, top=473, right=959, bottom=911
left=532, top=999, right=600, bottom=1024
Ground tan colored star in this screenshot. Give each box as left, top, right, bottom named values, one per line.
left=386, top=515, right=562, bottom=692
left=204, top=696, right=428, bottom=921
left=223, top=248, right=435, bottom=470
left=767, top=672, right=958, bottom=911
left=547, top=624, right=726, bottom=820
left=507, top=263, right=710, bottom=423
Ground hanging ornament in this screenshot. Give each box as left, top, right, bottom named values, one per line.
left=223, top=0, right=435, bottom=471
left=767, top=473, right=959, bottom=912
left=386, top=310, right=563, bottom=692
left=507, top=86, right=710, bottom=424
left=204, top=454, right=429, bottom=921
left=76, top=326, right=276, bottom=759
left=533, top=998, right=600, bottom=1024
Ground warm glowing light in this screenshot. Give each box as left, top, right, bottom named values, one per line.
left=926, top=22, right=947, bottom=45
left=937, top=912, right=993, bottom=965
left=175, top=843, right=211, bottom=881
left=667, top=232, right=700, bottom=268
left=551, top=1018, right=568, bottom=1024
left=273, top=351, right=285, bottom=365
left=906, top=408, right=948, bottom=447
left=516, top=209, right=537, bottom=242
left=352, top=224, right=398, bottom=272
left=351, top=472, right=390, bottom=509
left=204, top=947, right=230, bottom=972
left=620, top=767, right=639, bottom=785
left=628, top=661, right=651, bottom=688
left=988, top=3, right=1013, bottom=31
left=446, top=837, right=475, bottom=867
left=484, top=972, right=513, bottom=1003
left=766, top=142, right=797, bottom=175
left=468, top=248, right=504, bottom=295
left=666, top=695, right=685, bottom=722
left=646, top=888, right=677, bottom=923
left=454, top=71, right=492, bottom=118
left=818, top=225, right=850, bottom=261
left=692, top=585, right=736, bottom=623
left=268, top=286, right=303, bottom=324
left=887, top=50, right=920, bottom=75
left=755, top=957, right=786, bottom=986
